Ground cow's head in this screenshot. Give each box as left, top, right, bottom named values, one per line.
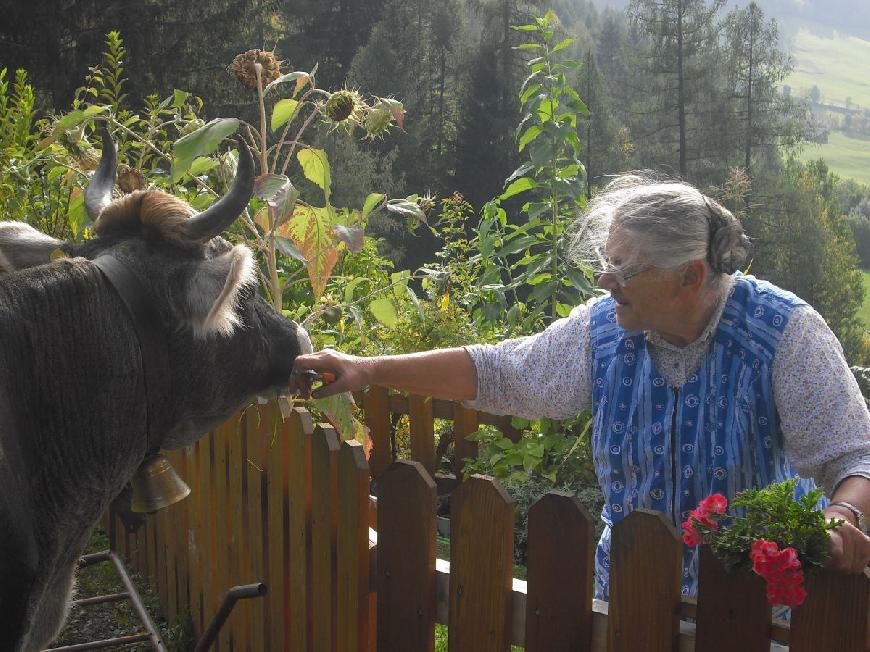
left=0, top=123, right=311, bottom=449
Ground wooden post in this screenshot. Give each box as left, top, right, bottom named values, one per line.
left=525, top=491, right=594, bottom=651
left=695, top=545, right=770, bottom=652
left=608, top=510, right=682, bottom=652
left=311, top=424, right=340, bottom=652
left=364, top=386, right=392, bottom=479
left=409, top=395, right=435, bottom=478
left=245, top=405, right=268, bottom=650
left=377, top=461, right=437, bottom=652
left=790, top=570, right=870, bottom=652
left=449, top=475, right=514, bottom=652
left=336, top=440, right=373, bottom=652
left=266, top=403, right=292, bottom=651
left=288, top=408, right=314, bottom=652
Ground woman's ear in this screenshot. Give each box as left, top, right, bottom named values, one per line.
left=680, top=259, right=708, bottom=293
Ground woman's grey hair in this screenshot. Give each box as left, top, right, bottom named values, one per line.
left=567, top=172, right=750, bottom=281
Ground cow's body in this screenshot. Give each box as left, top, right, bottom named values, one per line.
left=0, top=126, right=310, bottom=651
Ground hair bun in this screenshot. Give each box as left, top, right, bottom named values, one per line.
left=706, top=198, right=749, bottom=274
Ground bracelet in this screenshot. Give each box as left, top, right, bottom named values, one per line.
left=829, top=500, right=868, bottom=534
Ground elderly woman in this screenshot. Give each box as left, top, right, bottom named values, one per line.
left=292, top=174, right=870, bottom=598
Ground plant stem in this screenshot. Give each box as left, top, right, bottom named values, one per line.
left=255, top=63, right=282, bottom=312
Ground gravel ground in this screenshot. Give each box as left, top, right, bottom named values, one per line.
left=49, top=528, right=193, bottom=651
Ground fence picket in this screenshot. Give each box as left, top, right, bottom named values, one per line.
left=311, top=424, right=340, bottom=652
left=409, top=395, right=435, bottom=477
left=525, top=491, right=594, bottom=652
left=790, top=569, right=870, bottom=652
left=288, top=407, right=314, bottom=652
left=187, top=438, right=204, bottom=635
left=213, top=422, right=230, bottom=651
left=608, top=509, right=682, bottom=652
left=452, top=405, right=478, bottom=480
left=364, top=386, right=392, bottom=479
left=695, top=545, right=770, bottom=652
left=227, top=411, right=247, bottom=647
left=377, top=460, right=437, bottom=652
left=265, top=404, right=291, bottom=651
left=449, top=475, right=514, bottom=652
left=336, top=440, right=372, bottom=652
left=245, top=405, right=268, bottom=650
left=201, top=431, right=218, bottom=641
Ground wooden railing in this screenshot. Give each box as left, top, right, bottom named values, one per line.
left=107, top=394, right=870, bottom=651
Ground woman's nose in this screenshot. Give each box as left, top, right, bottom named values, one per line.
left=596, top=271, right=618, bottom=290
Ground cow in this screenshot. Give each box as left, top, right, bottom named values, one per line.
left=0, top=123, right=312, bottom=651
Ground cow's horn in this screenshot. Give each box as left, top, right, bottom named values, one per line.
left=84, top=121, right=117, bottom=221
left=183, top=140, right=255, bottom=241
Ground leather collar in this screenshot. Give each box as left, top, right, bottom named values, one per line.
left=92, top=254, right=170, bottom=451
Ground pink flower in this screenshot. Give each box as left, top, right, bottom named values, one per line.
left=682, top=522, right=702, bottom=546
left=748, top=540, right=807, bottom=608
left=698, top=493, right=728, bottom=516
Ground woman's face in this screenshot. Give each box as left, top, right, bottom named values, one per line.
left=596, top=233, right=685, bottom=337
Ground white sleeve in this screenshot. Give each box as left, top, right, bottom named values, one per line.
left=461, top=298, right=596, bottom=420
left=774, top=305, right=870, bottom=494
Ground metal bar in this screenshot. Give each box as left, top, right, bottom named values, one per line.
left=194, top=583, right=268, bottom=652
left=47, top=633, right=151, bottom=651
left=106, top=551, right=168, bottom=652
left=71, top=592, right=130, bottom=608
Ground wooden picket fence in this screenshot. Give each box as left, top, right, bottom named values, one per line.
left=107, top=390, right=870, bottom=651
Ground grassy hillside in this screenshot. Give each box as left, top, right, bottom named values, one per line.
left=786, top=29, right=870, bottom=107
left=796, top=131, right=870, bottom=186
left=784, top=28, right=870, bottom=186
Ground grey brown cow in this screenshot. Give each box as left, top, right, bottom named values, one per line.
left=0, top=124, right=311, bottom=651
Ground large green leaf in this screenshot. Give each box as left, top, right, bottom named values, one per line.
left=296, top=148, right=331, bottom=204
left=362, top=192, right=385, bottom=218
left=254, top=173, right=299, bottom=229
left=311, top=392, right=370, bottom=445
left=271, top=99, right=300, bottom=132
left=172, top=118, right=239, bottom=182
left=264, top=71, right=310, bottom=96
left=500, top=177, right=537, bottom=201
left=36, top=106, right=109, bottom=150
left=280, top=203, right=340, bottom=298
left=369, top=298, right=398, bottom=327
left=386, top=198, right=426, bottom=223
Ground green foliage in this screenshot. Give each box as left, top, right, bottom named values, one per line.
left=77, top=31, right=128, bottom=112
left=461, top=413, right=603, bottom=565
left=475, top=10, right=594, bottom=335
left=740, top=158, right=866, bottom=361
left=709, top=479, right=837, bottom=574
left=462, top=415, right=594, bottom=488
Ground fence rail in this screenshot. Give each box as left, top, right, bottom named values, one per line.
left=107, top=394, right=870, bottom=651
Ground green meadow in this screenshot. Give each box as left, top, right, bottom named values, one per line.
left=786, top=29, right=870, bottom=187
left=787, top=29, right=870, bottom=107
left=796, top=131, right=870, bottom=186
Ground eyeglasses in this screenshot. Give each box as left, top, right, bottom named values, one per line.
left=594, top=247, right=651, bottom=287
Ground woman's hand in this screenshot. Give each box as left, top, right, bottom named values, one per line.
left=824, top=508, right=870, bottom=573
left=290, top=348, right=373, bottom=399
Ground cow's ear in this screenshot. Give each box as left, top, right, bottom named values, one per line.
left=0, top=222, right=64, bottom=273
left=185, top=244, right=256, bottom=337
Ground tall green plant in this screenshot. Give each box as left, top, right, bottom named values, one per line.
left=475, top=10, right=593, bottom=334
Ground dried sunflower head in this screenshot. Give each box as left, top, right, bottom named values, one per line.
left=229, top=49, right=283, bottom=91
left=321, top=89, right=365, bottom=131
